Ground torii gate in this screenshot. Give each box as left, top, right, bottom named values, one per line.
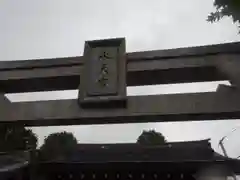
left=1, top=38, right=240, bottom=180
left=1, top=38, right=240, bottom=126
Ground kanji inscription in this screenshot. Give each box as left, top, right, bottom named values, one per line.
left=79, top=38, right=126, bottom=107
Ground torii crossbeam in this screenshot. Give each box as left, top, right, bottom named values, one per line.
left=1, top=38, right=240, bottom=126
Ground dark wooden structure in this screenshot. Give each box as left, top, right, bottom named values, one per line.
left=36, top=140, right=240, bottom=180
left=1, top=38, right=240, bottom=179
left=0, top=151, right=29, bottom=180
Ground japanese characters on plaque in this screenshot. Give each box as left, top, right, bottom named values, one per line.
left=97, top=51, right=114, bottom=88
left=86, top=47, right=118, bottom=96
left=79, top=38, right=126, bottom=106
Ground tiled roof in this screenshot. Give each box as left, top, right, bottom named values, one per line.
left=67, top=139, right=219, bottom=163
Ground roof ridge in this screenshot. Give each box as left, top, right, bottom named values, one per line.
left=76, top=139, right=211, bottom=146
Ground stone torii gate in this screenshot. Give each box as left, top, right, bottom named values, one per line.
left=1, top=38, right=240, bottom=180
left=1, top=38, right=240, bottom=126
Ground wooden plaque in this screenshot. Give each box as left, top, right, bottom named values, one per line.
left=79, top=38, right=126, bottom=108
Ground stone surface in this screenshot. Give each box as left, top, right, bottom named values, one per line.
left=79, top=38, right=126, bottom=107
left=0, top=93, right=11, bottom=120
left=216, top=54, right=240, bottom=90
left=2, top=92, right=240, bottom=126
left=1, top=42, right=239, bottom=93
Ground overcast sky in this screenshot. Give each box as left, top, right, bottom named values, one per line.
left=1, top=0, right=240, bottom=158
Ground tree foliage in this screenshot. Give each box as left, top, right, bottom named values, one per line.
left=39, top=131, right=78, bottom=161
left=208, top=0, right=240, bottom=31
left=0, top=125, right=37, bottom=152
left=137, top=130, right=167, bottom=145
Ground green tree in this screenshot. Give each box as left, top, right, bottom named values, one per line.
left=137, top=130, right=167, bottom=145
left=39, top=131, right=78, bottom=161
left=0, top=125, right=38, bottom=152
left=208, top=0, right=240, bottom=31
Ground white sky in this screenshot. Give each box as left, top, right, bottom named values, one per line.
left=1, top=0, right=240, bottom=158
